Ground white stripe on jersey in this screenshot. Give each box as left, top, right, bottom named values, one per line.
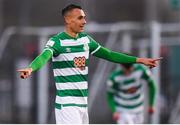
left=114, top=95, right=144, bottom=106
left=60, top=37, right=90, bottom=46
left=116, top=104, right=144, bottom=113
left=56, top=96, right=87, bottom=105
left=121, top=82, right=141, bottom=90
left=114, top=70, right=142, bottom=82
left=52, top=51, right=89, bottom=62
left=53, top=67, right=88, bottom=76
left=56, top=81, right=88, bottom=90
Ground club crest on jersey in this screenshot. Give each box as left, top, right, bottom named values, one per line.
left=73, top=56, right=86, bottom=70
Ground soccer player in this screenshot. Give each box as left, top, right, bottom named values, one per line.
left=17, top=4, right=161, bottom=124
left=106, top=63, right=156, bottom=124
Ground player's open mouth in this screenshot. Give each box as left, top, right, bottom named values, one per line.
left=80, top=26, right=84, bottom=30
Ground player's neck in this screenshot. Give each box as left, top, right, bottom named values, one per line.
left=64, top=28, right=78, bottom=38
left=124, top=68, right=133, bottom=75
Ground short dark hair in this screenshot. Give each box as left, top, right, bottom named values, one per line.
left=62, top=4, right=82, bottom=16
left=121, top=63, right=133, bottom=69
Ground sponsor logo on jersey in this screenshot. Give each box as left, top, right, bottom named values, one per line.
left=73, top=56, right=86, bottom=70
left=126, top=87, right=138, bottom=94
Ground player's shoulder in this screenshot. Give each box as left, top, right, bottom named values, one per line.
left=79, top=32, right=95, bottom=40
left=110, top=67, right=123, bottom=77
left=134, top=64, right=153, bottom=77
left=133, top=64, right=149, bottom=71
left=78, top=32, right=89, bottom=37
left=48, top=33, right=62, bottom=42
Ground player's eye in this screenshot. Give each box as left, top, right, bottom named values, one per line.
left=78, top=16, right=86, bottom=20
left=78, top=16, right=83, bottom=20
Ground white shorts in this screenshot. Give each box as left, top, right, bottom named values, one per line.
left=117, top=112, right=144, bottom=124
left=55, top=106, right=89, bottom=124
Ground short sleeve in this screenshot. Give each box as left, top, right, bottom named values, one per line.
left=44, top=37, right=60, bottom=57
left=87, top=35, right=101, bottom=55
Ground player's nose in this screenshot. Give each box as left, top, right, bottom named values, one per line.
left=83, top=19, right=86, bottom=24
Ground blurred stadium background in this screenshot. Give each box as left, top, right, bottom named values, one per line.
left=0, top=0, right=180, bottom=124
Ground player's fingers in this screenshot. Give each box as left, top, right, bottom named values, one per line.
left=20, top=73, right=25, bottom=79
left=17, top=69, right=27, bottom=72
left=21, top=74, right=29, bottom=79
left=149, top=66, right=153, bottom=69
left=19, top=70, right=29, bottom=75
left=149, top=65, right=156, bottom=69
left=153, top=57, right=163, bottom=62
left=20, top=74, right=25, bottom=79
left=148, top=62, right=156, bottom=67
left=20, top=72, right=29, bottom=79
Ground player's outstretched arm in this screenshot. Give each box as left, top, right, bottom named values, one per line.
left=17, top=49, right=53, bottom=79
left=136, top=57, right=163, bottom=68
left=93, top=46, right=162, bottom=68
left=93, top=47, right=137, bottom=63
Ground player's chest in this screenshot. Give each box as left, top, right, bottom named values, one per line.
left=59, top=37, right=89, bottom=53
left=114, top=71, right=143, bottom=86
left=60, top=44, right=89, bottom=54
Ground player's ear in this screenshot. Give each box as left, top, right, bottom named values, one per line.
left=64, top=15, right=71, bottom=24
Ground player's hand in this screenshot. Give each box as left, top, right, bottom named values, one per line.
left=148, top=107, right=154, bottom=114
left=17, top=68, right=32, bottom=79
left=136, top=57, right=163, bottom=68
left=112, top=112, right=120, bottom=121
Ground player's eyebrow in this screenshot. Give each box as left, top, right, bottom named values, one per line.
left=78, top=15, right=86, bottom=19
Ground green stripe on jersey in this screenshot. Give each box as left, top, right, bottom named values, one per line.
left=115, top=101, right=143, bottom=109
left=60, top=45, right=86, bottom=53
left=56, top=89, right=88, bottom=97
left=115, top=93, right=141, bottom=100
left=123, top=78, right=136, bottom=85
left=53, top=60, right=89, bottom=69
left=55, top=103, right=87, bottom=109
left=115, top=84, right=142, bottom=92
left=54, top=74, right=88, bottom=83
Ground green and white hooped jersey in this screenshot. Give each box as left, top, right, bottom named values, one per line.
left=107, top=64, right=152, bottom=113
left=45, top=32, right=101, bottom=109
